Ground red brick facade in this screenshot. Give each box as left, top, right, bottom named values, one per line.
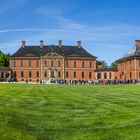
left=9, top=40, right=140, bottom=82
left=116, top=40, right=140, bottom=80
left=10, top=41, right=96, bottom=82
left=117, top=59, right=140, bottom=80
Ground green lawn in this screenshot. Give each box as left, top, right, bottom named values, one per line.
left=0, top=84, right=140, bottom=140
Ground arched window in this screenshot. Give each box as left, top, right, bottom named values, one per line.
left=13, top=71, right=16, bottom=78
left=44, top=71, right=47, bottom=78
left=97, top=73, right=101, bottom=79
left=58, top=71, right=61, bottom=78
left=109, top=72, right=112, bottom=79
left=104, top=73, right=107, bottom=79
left=130, top=72, right=132, bottom=79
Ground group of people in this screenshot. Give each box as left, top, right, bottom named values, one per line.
left=38, top=79, right=140, bottom=85
left=6, top=78, right=140, bottom=85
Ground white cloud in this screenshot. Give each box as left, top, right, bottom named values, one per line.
left=0, top=6, right=140, bottom=64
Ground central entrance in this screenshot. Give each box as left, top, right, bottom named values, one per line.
left=50, top=71, right=55, bottom=78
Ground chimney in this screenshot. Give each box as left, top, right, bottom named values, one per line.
left=58, top=40, right=62, bottom=48
left=40, top=40, right=44, bottom=48
left=22, top=41, right=26, bottom=48
left=77, top=41, right=81, bottom=48
left=135, top=40, right=140, bottom=47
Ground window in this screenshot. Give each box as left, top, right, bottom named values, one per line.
left=20, top=60, right=24, bottom=67
left=74, top=60, right=77, bottom=68
left=58, top=71, right=61, bottom=78
left=44, top=60, right=47, bottom=67
left=130, top=61, right=132, bottom=69
left=120, top=64, right=122, bottom=71
left=36, top=71, right=39, bottom=78
left=1, top=72, right=3, bottom=78
left=13, top=60, right=16, bottom=68
left=29, top=71, right=32, bottom=78
left=36, top=60, right=39, bottom=67
left=13, top=71, right=16, bottom=78
left=97, top=73, right=101, bottom=79
left=124, top=62, right=126, bottom=71
left=44, top=71, right=47, bottom=78
left=82, top=72, right=84, bottom=78
left=120, top=74, right=122, bottom=79
left=82, top=61, right=85, bottom=68
left=66, top=71, right=69, bottom=78
left=109, top=72, right=112, bottom=79
left=28, top=60, right=32, bottom=67
left=104, top=73, right=107, bottom=79
left=73, top=72, right=76, bottom=78
left=51, top=71, right=54, bottom=78
left=21, top=71, right=24, bottom=78
left=89, top=61, right=92, bottom=68
left=89, top=72, right=92, bottom=78
left=58, top=60, right=62, bottom=67
left=66, top=60, right=69, bottom=67
left=51, top=60, right=54, bottom=67
left=130, top=72, right=132, bottom=79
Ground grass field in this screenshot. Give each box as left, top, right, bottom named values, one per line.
left=0, top=84, right=140, bottom=140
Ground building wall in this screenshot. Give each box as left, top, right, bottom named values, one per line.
left=0, top=67, right=11, bottom=81
left=117, top=59, right=140, bottom=80
left=10, top=56, right=96, bottom=82
left=96, top=71, right=118, bottom=80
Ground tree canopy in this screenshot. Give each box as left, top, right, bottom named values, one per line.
left=0, top=52, right=10, bottom=67
left=100, top=61, right=108, bottom=69
left=110, top=62, right=118, bottom=69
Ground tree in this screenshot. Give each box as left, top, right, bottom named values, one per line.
left=110, top=62, right=117, bottom=69
left=101, top=61, right=108, bottom=69
left=0, top=53, right=10, bottom=67
left=4, top=53, right=10, bottom=67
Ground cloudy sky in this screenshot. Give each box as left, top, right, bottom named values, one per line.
left=0, top=0, right=140, bottom=64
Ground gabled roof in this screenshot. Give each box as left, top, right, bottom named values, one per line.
left=116, top=46, right=140, bottom=62
left=11, top=45, right=97, bottom=59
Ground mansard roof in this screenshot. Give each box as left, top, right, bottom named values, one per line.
left=11, top=45, right=97, bottom=59
left=116, top=46, right=140, bottom=62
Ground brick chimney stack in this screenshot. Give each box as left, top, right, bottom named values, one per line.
left=77, top=41, right=82, bottom=48
left=58, top=40, right=62, bottom=48
left=135, top=40, right=140, bottom=47
left=22, top=41, right=26, bottom=48
left=40, top=40, right=44, bottom=48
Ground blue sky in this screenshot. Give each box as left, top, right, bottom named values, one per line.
left=0, top=0, right=140, bottom=64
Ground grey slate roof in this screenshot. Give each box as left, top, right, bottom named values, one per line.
left=116, top=46, right=140, bottom=62
left=11, top=45, right=97, bottom=58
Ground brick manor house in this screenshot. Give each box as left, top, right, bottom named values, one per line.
left=116, top=40, right=140, bottom=81
left=2, top=39, right=139, bottom=82
left=10, top=40, right=97, bottom=82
